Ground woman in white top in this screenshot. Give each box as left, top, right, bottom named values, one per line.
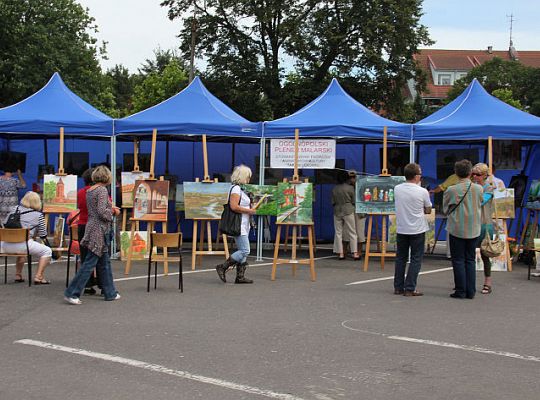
left=2, top=191, right=52, bottom=284
left=215, top=165, right=256, bottom=284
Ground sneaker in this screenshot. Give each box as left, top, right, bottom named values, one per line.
left=64, top=296, right=82, bottom=305
left=105, top=293, right=121, bottom=301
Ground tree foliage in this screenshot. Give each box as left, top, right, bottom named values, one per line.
left=161, top=0, right=432, bottom=120
left=0, top=0, right=109, bottom=109
left=446, top=57, right=540, bottom=116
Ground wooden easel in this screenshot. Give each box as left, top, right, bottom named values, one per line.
left=271, top=129, right=316, bottom=281
left=121, top=139, right=142, bottom=233
left=44, top=127, right=69, bottom=233
left=191, top=134, right=229, bottom=270
left=124, top=129, right=169, bottom=275
left=363, top=126, right=396, bottom=271
left=488, top=136, right=512, bottom=271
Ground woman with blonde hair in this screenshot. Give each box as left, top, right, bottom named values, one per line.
left=471, top=162, right=495, bottom=294
left=64, top=166, right=121, bottom=304
left=215, top=164, right=256, bottom=284
left=1, top=191, right=52, bottom=284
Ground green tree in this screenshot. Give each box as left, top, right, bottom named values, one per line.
left=491, top=88, right=523, bottom=110
left=106, top=64, right=141, bottom=117
left=161, top=0, right=432, bottom=120
left=0, top=0, right=108, bottom=109
left=43, top=181, right=56, bottom=202
left=131, top=60, right=189, bottom=112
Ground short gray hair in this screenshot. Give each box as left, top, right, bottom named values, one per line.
left=231, top=164, right=252, bottom=184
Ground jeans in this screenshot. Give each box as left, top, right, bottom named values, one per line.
left=78, top=224, right=102, bottom=288
left=231, top=235, right=250, bottom=264
left=449, top=234, right=479, bottom=298
left=394, top=232, right=425, bottom=292
left=65, top=236, right=118, bottom=300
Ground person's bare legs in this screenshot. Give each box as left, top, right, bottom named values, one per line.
left=34, top=256, right=51, bottom=282
left=15, top=256, right=25, bottom=280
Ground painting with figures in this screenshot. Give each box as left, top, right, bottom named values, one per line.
left=355, top=175, right=405, bottom=214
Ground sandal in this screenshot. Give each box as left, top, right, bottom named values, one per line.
left=33, top=278, right=51, bottom=285
left=14, top=277, right=25, bottom=283
left=481, top=285, right=492, bottom=294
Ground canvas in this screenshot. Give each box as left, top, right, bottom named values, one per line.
left=121, top=171, right=150, bottom=207
left=133, top=180, right=169, bottom=222
left=388, top=210, right=435, bottom=251
left=120, top=230, right=155, bottom=260
left=43, top=174, right=77, bottom=213
left=52, top=216, right=65, bottom=248
left=355, top=175, right=405, bottom=214
left=492, top=188, right=515, bottom=219
left=183, top=182, right=232, bottom=219
left=242, top=184, right=278, bottom=216
left=276, top=182, right=313, bottom=224
left=175, top=184, right=184, bottom=211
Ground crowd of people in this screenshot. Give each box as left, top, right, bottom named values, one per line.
left=0, top=157, right=503, bottom=304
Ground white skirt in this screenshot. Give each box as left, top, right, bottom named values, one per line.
left=0, top=240, right=52, bottom=259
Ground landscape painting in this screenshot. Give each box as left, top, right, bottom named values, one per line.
left=355, top=175, right=405, bottom=214
left=120, top=230, right=154, bottom=260
left=388, top=210, right=435, bottom=251
left=121, top=171, right=150, bottom=207
left=183, top=182, right=231, bottom=219
left=493, top=188, right=515, bottom=219
left=175, top=184, right=184, bottom=211
left=242, top=184, right=278, bottom=216
left=276, top=182, right=313, bottom=224
left=43, top=174, right=77, bottom=213
left=133, top=180, right=169, bottom=221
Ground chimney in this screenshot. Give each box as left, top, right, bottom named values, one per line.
left=487, top=46, right=493, bottom=54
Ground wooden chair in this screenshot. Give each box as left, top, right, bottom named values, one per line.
left=147, top=232, right=183, bottom=293
left=64, top=225, right=80, bottom=287
left=0, top=228, right=32, bottom=287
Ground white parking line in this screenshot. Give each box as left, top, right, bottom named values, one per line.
left=345, top=267, right=452, bottom=285
left=115, top=255, right=336, bottom=282
left=341, top=322, right=540, bottom=363
left=14, top=339, right=306, bottom=400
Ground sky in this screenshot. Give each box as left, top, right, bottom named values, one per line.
left=77, top=0, right=540, bottom=73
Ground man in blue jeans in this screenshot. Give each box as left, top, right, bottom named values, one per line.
left=393, top=163, right=432, bottom=296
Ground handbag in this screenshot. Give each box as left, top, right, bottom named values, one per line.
left=4, top=206, right=34, bottom=229
left=480, top=192, right=505, bottom=258
left=218, top=185, right=242, bottom=237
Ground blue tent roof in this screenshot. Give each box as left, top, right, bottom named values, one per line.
left=263, top=78, right=411, bottom=140
left=115, top=76, right=260, bottom=138
left=0, top=73, right=113, bottom=137
left=414, top=78, right=540, bottom=141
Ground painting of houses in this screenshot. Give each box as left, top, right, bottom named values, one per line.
left=183, top=182, right=231, bottom=219
left=276, top=182, right=313, bottom=224
left=133, top=180, right=169, bottom=221
left=120, top=231, right=154, bottom=260
left=43, top=174, right=77, bottom=213
left=121, top=171, right=150, bottom=207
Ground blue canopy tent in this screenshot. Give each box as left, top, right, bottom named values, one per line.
left=414, top=78, right=540, bottom=141
left=263, top=78, right=411, bottom=140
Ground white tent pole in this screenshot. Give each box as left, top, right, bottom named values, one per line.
left=256, top=124, right=266, bottom=261
left=110, top=123, right=118, bottom=258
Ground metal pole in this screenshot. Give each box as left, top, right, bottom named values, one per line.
left=110, top=127, right=118, bottom=258
left=256, top=125, right=266, bottom=261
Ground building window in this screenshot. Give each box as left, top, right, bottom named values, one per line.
left=437, top=74, right=452, bottom=85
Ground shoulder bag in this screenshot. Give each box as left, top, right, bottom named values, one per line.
left=219, top=185, right=242, bottom=237
left=480, top=193, right=505, bottom=258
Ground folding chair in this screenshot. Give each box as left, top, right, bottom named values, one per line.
left=0, top=228, right=32, bottom=287
left=64, top=225, right=80, bottom=287
left=147, top=232, right=183, bottom=292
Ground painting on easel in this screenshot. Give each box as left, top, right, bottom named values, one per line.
left=275, top=182, right=313, bottom=224
left=133, top=180, right=169, bottom=221
left=121, top=171, right=150, bottom=207
left=388, top=210, right=435, bottom=251
left=43, top=174, right=78, bottom=213
left=355, top=175, right=405, bottom=214
left=242, top=184, right=278, bottom=216
left=492, top=188, right=515, bottom=219
left=175, top=184, right=185, bottom=211
left=183, top=182, right=231, bottom=219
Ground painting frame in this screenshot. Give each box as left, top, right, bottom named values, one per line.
left=43, top=174, right=78, bottom=213
left=133, top=179, right=169, bottom=222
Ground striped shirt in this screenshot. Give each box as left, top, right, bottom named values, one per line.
left=443, top=179, right=483, bottom=239
left=8, top=205, right=47, bottom=238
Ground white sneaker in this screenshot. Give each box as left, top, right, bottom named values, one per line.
left=105, top=293, right=121, bottom=301
left=64, top=296, right=82, bottom=305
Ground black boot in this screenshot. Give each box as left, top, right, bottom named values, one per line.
left=216, top=258, right=237, bottom=283
left=235, top=262, right=253, bottom=284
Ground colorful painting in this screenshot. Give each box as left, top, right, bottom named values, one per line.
left=120, top=231, right=155, bottom=260
left=52, top=216, right=65, bottom=248
left=355, top=175, right=405, bottom=214
left=175, top=184, right=184, bottom=211
left=242, top=184, right=278, bottom=216
left=492, top=188, right=515, bottom=219
left=43, top=174, right=77, bottom=213
left=121, top=171, right=150, bottom=207
left=183, top=182, right=232, bottom=219
left=388, top=210, right=435, bottom=251
left=476, top=234, right=508, bottom=272
left=276, top=182, right=313, bottom=224
left=133, top=180, right=169, bottom=222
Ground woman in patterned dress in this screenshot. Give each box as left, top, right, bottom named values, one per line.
left=0, top=165, right=26, bottom=225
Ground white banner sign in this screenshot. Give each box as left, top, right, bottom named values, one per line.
left=270, top=139, right=336, bottom=169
